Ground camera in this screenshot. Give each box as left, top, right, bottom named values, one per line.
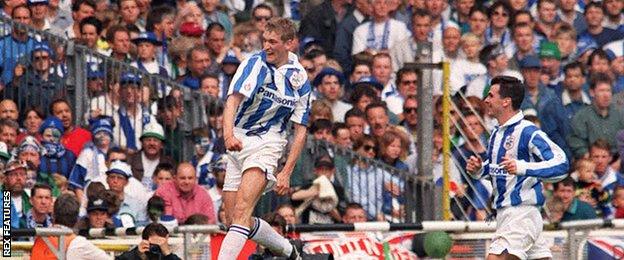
left=149, top=244, right=162, bottom=255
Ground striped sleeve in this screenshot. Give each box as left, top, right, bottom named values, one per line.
left=227, top=55, right=265, bottom=98
left=68, top=148, right=93, bottom=189
left=290, top=80, right=312, bottom=125
left=515, top=130, right=569, bottom=182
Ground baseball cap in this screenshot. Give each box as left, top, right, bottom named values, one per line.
left=140, top=121, right=165, bottom=141
left=519, top=55, right=541, bottom=69
left=119, top=72, right=142, bottom=85
left=351, top=76, right=384, bottom=91
left=106, top=160, right=133, bottom=179
left=539, top=41, right=561, bottom=60
left=27, top=0, right=49, bottom=6
left=87, top=198, right=109, bottom=213
left=131, top=32, right=162, bottom=46
left=39, top=116, right=65, bottom=135
left=312, top=67, right=345, bottom=87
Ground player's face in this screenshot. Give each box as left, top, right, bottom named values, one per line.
left=262, top=31, right=292, bottom=66
left=483, top=84, right=507, bottom=118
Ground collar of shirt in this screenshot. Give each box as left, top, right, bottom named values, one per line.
left=354, top=9, right=365, bottom=23
left=566, top=198, right=579, bottom=215
left=499, top=111, right=524, bottom=128
left=599, top=167, right=618, bottom=187
left=591, top=103, right=616, bottom=118
left=561, top=89, right=591, bottom=106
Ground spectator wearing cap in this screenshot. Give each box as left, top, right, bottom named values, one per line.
left=68, top=116, right=115, bottom=198
left=465, top=44, right=523, bottom=99
left=86, top=66, right=120, bottom=122
left=128, top=121, right=175, bottom=190
left=38, top=116, right=77, bottom=179
left=200, top=0, right=232, bottom=38
left=217, top=52, right=240, bottom=98
left=177, top=46, right=213, bottom=90
left=299, top=0, right=350, bottom=56
left=334, top=0, right=371, bottom=74
left=314, top=67, right=352, bottom=122
left=50, top=98, right=93, bottom=157
left=28, top=0, right=51, bottom=31
left=539, top=41, right=564, bottom=88
left=518, top=55, right=572, bottom=161
left=0, top=119, right=19, bottom=150
left=559, top=62, right=591, bottom=120
left=0, top=5, right=38, bottom=85
left=155, top=163, right=216, bottom=224
left=0, top=161, right=31, bottom=227
left=74, top=198, right=115, bottom=229
left=558, top=0, right=587, bottom=35
left=104, top=25, right=132, bottom=62
left=21, top=183, right=53, bottom=228
left=351, top=0, right=410, bottom=55
left=85, top=64, right=105, bottom=97
left=580, top=2, right=624, bottom=47
left=106, top=160, right=149, bottom=225
left=157, top=95, right=186, bottom=161
left=569, top=73, right=624, bottom=159
left=112, top=72, right=157, bottom=152
left=291, top=155, right=346, bottom=224
left=30, top=193, right=112, bottom=260
left=8, top=43, right=65, bottom=115
left=130, top=32, right=171, bottom=94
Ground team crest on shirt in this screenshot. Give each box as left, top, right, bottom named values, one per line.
left=289, top=71, right=305, bottom=89
left=244, top=82, right=252, bottom=91
left=504, top=135, right=515, bottom=150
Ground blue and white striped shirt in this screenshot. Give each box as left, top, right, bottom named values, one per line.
left=228, top=51, right=311, bottom=136
left=475, top=112, right=569, bottom=209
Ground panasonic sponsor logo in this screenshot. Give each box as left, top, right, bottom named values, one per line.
left=258, top=87, right=297, bottom=107
left=489, top=164, right=508, bottom=176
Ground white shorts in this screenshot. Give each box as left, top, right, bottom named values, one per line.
left=488, top=205, right=551, bottom=260
left=223, top=129, right=287, bottom=193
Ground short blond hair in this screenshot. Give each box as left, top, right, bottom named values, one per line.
left=265, top=18, right=297, bottom=42
left=461, top=33, right=482, bottom=45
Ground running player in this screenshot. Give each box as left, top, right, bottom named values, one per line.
left=217, top=18, right=309, bottom=259
left=466, top=76, right=569, bottom=260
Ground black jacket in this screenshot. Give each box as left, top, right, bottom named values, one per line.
left=115, top=246, right=182, bottom=260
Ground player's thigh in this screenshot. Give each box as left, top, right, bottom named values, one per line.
left=231, top=168, right=268, bottom=220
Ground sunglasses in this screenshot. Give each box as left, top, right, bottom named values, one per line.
left=34, top=55, right=49, bottom=61
left=363, top=145, right=375, bottom=152
left=304, top=67, right=315, bottom=73
left=404, top=107, right=418, bottom=113
left=254, top=15, right=271, bottom=21
left=401, top=80, right=417, bottom=85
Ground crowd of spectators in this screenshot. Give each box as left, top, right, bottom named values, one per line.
left=0, top=0, right=623, bottom=247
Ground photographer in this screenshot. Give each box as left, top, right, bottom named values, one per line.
left=116, top=223, right=181, bottom=260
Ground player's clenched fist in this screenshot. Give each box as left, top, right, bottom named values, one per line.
left=224, top=135, right=243, bottom=151
left=466, top=156, right=482, bottom=175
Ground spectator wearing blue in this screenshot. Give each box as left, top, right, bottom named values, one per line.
left=602, top=0, right=624, bottom=33
left=130, top=32, right=170, bottom=97
left=8, top=43, right=65, bottom=115
left=0, top=160, right=31, bottom=228
left=69, top=116, right=115, bottom=199
left=313, top=67, right=352, bottom=123
left=346, top=135, right=385, bottom=220
left=218, top=51, right=241, bottom=99
left=518, top=55, right=572, bottom=161
left=579, top=2, right=624, bottom=47
left=112, top=72, right=156, bottom=152
left=39, top=116, right=77, bottom=179
left=177, top=46, right=213, bottom=90
left=558, top=0, right=587, bottom=35
left=0, top=4, right=38, bottom=85
left=27, top=0, right=51, bottom=31
left=20, top=183, right=53, bottom=228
